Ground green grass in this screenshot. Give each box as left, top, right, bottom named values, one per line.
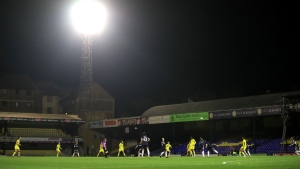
left=1, top=155, right=300, bottom=169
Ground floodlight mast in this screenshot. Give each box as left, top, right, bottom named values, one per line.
left=71, top=0, right=107, bottom=119
left=78, top=34, right=93, bottom=119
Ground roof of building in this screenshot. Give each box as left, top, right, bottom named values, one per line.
left=0, top=112, right=82, bottom=120
left=63, top=82, right=114, bottom=100
left=141, top=91, right=300, bottom=117
left=33, top=81, right=64, bottom=96
left=0, top=74, right=36, bottom=90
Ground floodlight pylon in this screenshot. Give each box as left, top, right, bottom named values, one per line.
left=78, top=34, right=93, bottom=118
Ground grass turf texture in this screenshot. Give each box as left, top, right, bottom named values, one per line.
left=1, top=155, right=300, bottom=169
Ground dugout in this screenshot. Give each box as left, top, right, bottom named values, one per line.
left=89, top=91, right=300, bottom=155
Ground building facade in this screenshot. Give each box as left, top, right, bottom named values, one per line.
left=0, top=74, right=37, bottom=113
left=63, top=82, right=114, bottom=121
left=33, top=81, right=64, bottom=114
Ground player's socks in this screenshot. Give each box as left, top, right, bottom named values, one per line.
left=202, top=151, right=205, bottom=157
left=12, top=152, right=16, bottom=156
left=18, top=152, right=20, bottom=157
left=208, top=151, right=210, bottom=157
left=160, top=151, right=164, bottom=158
left=147, top=149, right=150, bottom=157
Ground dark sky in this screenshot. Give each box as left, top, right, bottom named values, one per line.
left=0, top=0, right=299, bottom=116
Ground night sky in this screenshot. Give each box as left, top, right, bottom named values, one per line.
left=0, top=0, right=299, bottom=117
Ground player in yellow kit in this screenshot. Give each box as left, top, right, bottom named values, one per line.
left=118, top=140, right=126, bottom=157
left=56, top=142, right=62, bottom=157
left=97, top=142, right=104, bottom=157
left=186, top=142, right=190, bottom=156
left=12, top=137, right=21, bottom=157
left=188, top=136, right=196, bottom=157
left=165, top=141, right=172, bottom=158
left=239, top=137, right=247, bottom=157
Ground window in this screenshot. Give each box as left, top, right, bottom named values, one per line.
left=26, top=102, right=31, bottom=107
left=47, top=108, right=52, bottom=114
left=3, top=89, right=7, bottom=94
left=16, top=102, right=19, bottom=107
left=15, top=90, right=19, bottom=95
left=47, top=96, right=52, bottom=102
left=2, top=101, right=8, bottom=106
left=26, top=90, right=31, bottom=95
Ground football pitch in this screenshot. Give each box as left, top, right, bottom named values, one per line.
left=1, top=155, right=300, bottom=169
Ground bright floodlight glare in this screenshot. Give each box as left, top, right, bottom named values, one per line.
left=71, top=0, right=107, bottom=35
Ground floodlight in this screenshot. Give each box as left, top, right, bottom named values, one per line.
left=71, top=0, right=107, bottom=35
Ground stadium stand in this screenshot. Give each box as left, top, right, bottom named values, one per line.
left=256, top=138, right=281, bottom=153
left=8, top=128, right=71, bottom=138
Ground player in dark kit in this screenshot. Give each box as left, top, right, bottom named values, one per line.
left=199, top=137, right=206, bottom=157
left=135, top=142, right=142, bottom=157
left=72, top=141, right=80, bottom=157
left=205, top=142, right=219, bottom=157
left=290, top=137, right=300, bottom=155
left=245, top=143, right=251, bottom=156
left=159, top=138, right=166, bottom=158
left=140, top=132, right=150, bottom=158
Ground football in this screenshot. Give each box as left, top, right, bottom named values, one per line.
left=200, top=117, right=203, bottom=120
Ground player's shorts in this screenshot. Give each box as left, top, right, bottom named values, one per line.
left=165, top=149, right=170, bottom=153
left=99, top=149, right=104, bottom=153
left=189, top=146, right=195, bottom=150
left=241, top=146, right=246, bottom=151
left=14, top=145, right=20, bottom=150
left=119, top=148, right=124, bottom=152
left=188, top=146, right=194, bottom=151
left=74, top=149, right=79, bottom=153
left=142, top=143, right=149, bottom=149
left=56, top=149, right=61, bottom=153
left=206, top=146, right=212, bottom=150
left=200, top=146, right=205, bottom=150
